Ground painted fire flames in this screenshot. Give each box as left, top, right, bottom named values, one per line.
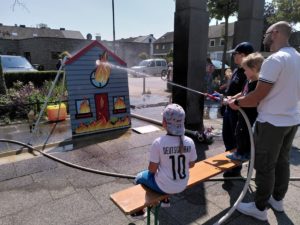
left=75, top=116, right=130, bottom=134
left=114, top=97, right=126, bottom=110
left=95, top=51, right=111, bottom=84
left=79, top=99, right=91, bottom=114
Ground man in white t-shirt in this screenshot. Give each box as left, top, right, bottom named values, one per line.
left=228, top=21, right=300, bottom=222
left=131, top=103, right=197, bottom=219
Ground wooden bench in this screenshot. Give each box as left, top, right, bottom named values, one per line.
left=110, top=151, right=241, bottom=225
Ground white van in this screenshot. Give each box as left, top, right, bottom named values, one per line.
left=130, top=58, right=168, bottom=77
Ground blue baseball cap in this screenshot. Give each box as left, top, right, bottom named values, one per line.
left=163, top=104, right=185, bottom=136
left=229, top=42, right=254, bottom=55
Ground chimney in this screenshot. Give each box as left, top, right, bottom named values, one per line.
left=95, top=35, right=101, bottom=41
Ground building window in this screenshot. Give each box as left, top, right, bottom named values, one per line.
left=51, top=52, right=61, bottom=60
left=162, top=45, right=166, bottom=50
left=24, top=52, right=31, bottom=62
left=220, top=39, right=225, bottom=46
left=156, top=45, right=159, bottom=50
left=209, top=39, right=215, bottom=47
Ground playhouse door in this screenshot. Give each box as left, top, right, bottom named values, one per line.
left=95, top=94, right=109, bottom=123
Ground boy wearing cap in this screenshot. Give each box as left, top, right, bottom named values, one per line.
left=222, top=42, right=254, bottom=177
left=131, top=104, right=197, bottom=219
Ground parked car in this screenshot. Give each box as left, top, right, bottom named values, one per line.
left=130, top=58, right=168, bottom=77
left=0, top=55, right=37, bottom=73
left=211, top=59, right=229, bottom=70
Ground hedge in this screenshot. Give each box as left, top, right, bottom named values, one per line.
left=4, top=71, right=64, bottom=88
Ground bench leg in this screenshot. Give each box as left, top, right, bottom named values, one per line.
left=147, top=207, right=151, bottom=225
left=147, top=204, right=160, bottom=225
left=154, top=205, right=159, bottom=225
left=146, top=205, right=160, bottom=225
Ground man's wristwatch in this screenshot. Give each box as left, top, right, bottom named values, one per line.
left=234, top=99, right=240, bottom=106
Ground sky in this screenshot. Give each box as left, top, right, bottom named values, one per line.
left=1, top=0, right=237, bottom=41
left=1, top=0, right=177, bottom=41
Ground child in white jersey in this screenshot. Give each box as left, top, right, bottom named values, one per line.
left=131, top=104, right=197, bottom=219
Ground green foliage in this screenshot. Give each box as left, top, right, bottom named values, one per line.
left=264, top=1, right=276, bottom=32
left=4, top=70, right=64, bottom=89
left=138, top=52, right=149, bottom=60
left=165, top=49, right=173, bottom=63
left=0, top=79, right=67, bottom=123
left=267, top=0, right=300, bottom=25
left=208, top=0, right=238, bottom=79
left=208, top=0, right=238, bottom=20
left=0, top=58, right=7, bottom=95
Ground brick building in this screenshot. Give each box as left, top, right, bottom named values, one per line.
left=0, top=24, right=152, bottom=69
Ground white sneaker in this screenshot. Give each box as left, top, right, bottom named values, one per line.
left=268, top=196, right=284, bottom=212
left=160, top=198, right=170, bottom=208
left=237, top=202, right=268, bottom=221
left=130, top=208, right=147, bottom=220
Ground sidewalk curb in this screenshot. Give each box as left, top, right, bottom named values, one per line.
left=0, top=139, right=73, bottom=158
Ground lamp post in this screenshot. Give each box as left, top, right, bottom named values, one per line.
left=112, top=0, right=116, bottom=53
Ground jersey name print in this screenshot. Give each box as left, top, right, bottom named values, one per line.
left=163, top=145, right=192, bottom=154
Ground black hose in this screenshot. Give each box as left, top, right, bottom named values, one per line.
left=1, top=138, right=300, bottom=181
left=0, top=139, right=136, bottom=179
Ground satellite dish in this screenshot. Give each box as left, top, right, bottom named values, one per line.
left=86, top=33, right=92, bottom=40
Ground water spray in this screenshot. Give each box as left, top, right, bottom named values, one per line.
left=167, top=81, right=222, bottom=101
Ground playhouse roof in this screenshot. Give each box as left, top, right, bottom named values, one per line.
left=65, top=40, right=126, bottom=66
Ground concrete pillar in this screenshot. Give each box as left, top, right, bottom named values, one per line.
left=172, top=0, right=209, bottom=131
left=234, top=0, right=265, bottom=51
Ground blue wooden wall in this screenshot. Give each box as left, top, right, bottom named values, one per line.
left=65, top=42, right=131, bottom=136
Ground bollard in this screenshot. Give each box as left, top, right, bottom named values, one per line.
left=142, top=77, right=146, bottom=94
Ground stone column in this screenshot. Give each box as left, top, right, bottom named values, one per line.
left=172, top=0, right=209, bottom=131
left=234, top=0, right=265, bottom=51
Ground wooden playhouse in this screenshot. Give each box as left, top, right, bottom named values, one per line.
left=64, top=40, right=131, bottom=136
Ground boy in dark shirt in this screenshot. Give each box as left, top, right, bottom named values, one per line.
left=222, top=42, right=254, bottom=176
left=226, top=52, right=264, bottom=161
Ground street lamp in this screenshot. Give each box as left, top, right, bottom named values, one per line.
left=112, top=0, right=116, bottom=53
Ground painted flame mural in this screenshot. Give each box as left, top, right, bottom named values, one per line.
left=91, top=51, right=111, bottom=88
left=114, top=97, right=126, bottom=110
left=75, top=116, right=130, bottom=134
left=79, top=99, right=91, bottom=114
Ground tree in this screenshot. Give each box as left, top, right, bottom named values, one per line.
left=11, top=0, right=28, bottom=11
left=37, top=23, right=48, bottom=29
left=138, top=52, right=149, bottom=60
left=267, top=0, right=300, bottom=25
left=0, top=58, right=8, bottom=95
left=260, top=1, right=277, bottom=51
left=208, top=0, right=238, bottom=79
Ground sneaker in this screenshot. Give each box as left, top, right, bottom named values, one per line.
left=237, top=202, right=268, bottom=221
left=268, top=196, right=284, bottom=212
left=160, top=198, right=170, bottom=208
left=130, top=208, right=147, bottom=220
left=223, top=170, right=242, bottom=178
left=226, top=152, right=249, bottom=162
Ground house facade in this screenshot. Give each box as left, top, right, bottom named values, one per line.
left=0, top=24, right=153, bottom=69
left=153, top=23, right=235, bottom=62
left=0, top=24, right=90, bottom=70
